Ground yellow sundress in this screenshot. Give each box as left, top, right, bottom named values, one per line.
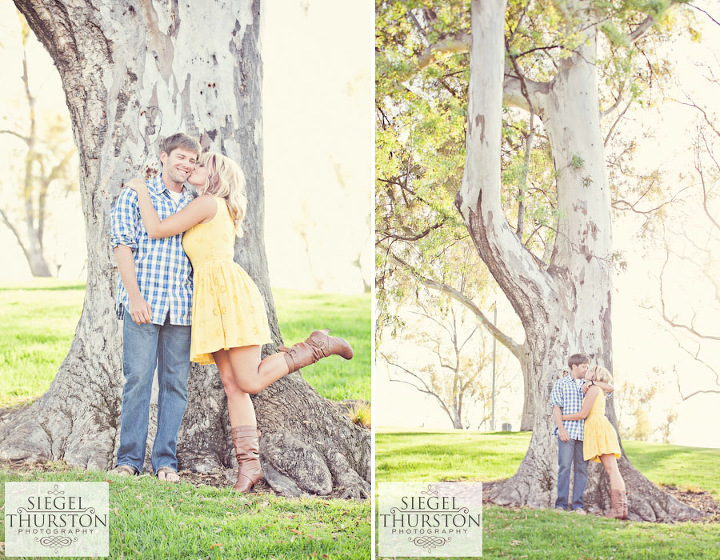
left=583, top=389, right=621, bottom=463
left=182, top=196, right=272, bottom=364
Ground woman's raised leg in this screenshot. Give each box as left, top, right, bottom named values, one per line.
left=222, top=345, right=290, bottom=395
left=222, top=330, right=355, bottom=396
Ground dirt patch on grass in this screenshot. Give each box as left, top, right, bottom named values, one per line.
left=0, top=459, right=359, bottom=499
left=659, top=484, right=720, bottom=523
left=481, top=479, right=719, bottom=523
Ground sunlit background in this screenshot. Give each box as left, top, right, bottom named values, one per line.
left=375, top=1, right=720, bottom=449
left=2, top=1, right=719, bottom=450
left=0, top=0, right=373, bottom=294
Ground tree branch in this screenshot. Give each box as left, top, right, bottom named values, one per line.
left=0, top=129, right=31, bottom=144
left=659, top=249, right=720, bottom=341
left=377, top=220, right=447, bottom=243
left=612, top=185, right=690, bottom=216
left=387, top=250, right=523, bottom=357
left=626, top=2, right=681, bottom=44
left=0, top=207, right=32, bottom=264
left=413, top=34, right=471, bottom=77
left=382, top=353, right=455, bottom=422
left=689, top=3, right=720, bottom=28
left=503, top=67, right=550, bottom=114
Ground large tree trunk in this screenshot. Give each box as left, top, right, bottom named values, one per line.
left=456, top=0, right=699, bottom=521
left=0, top=0, right=369, bottom=499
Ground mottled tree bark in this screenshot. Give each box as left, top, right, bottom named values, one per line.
left=455, top=0, right=698, bottom=521
left=0, top=0, right=368, bottom=499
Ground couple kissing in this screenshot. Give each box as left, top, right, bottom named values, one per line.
left=551, top=353, right=627, bottom=519
left=108, top=133, right=353, bottom=491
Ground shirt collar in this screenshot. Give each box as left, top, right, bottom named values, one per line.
left=147, top=174, right=189, bottom=197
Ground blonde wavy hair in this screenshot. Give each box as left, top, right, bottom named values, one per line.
left=591, top=365, right=613, bottom=384
left=200, top=152, right=248, bottom=236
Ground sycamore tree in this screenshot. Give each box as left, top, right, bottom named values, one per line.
left=376, top=0, right=539, bottom=430
left=377, top=0, right=706, bottom=519
left=0, top=0, right=369, bottom=499
left=456, top=0, right=700, bottom=520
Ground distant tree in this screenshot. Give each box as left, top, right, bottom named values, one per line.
left=622, top=382, right=658, bottom=442
left=658, top=410, right=678, bottom=444
left=382, top=292, right=510, bottom=429
left=0, top=11, right=76, bottom=277
left=656, top=119, right=720, bottom=402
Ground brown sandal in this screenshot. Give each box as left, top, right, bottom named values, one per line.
left=109, top=464, right=137, bottom=477
left=156, top=467, right=180, bottom=482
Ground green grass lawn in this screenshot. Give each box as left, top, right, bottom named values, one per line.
left=0, top=464, right=370, bottom=560
left=0, top=281, right=86, bottom=408
left=376, top=429, right=720, bottom=560
left=0, top=282, right=370, bottom=408
left=272, top=288, right=370, bottom=402
left=622, top=440, right=720, bottom=498
left=0, top=280, right=370, bottom=559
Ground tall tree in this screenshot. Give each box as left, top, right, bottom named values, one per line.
left=0, top=0, right=369, bottom=499
left=375, top=0, right=686, bottom=432
left=376, top=1, right=566, bottom=431
left=0, top=12, right=76, bottom=277
left=455, top=0, right=697, bottom=520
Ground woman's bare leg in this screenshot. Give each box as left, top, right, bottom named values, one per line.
left=222, top=345, right=291, bottom=395
left=599, top=454, right=625, bottom=493
left=214, top=349, right=257, bottom=425
left=213, top=349, right=264, bottom=492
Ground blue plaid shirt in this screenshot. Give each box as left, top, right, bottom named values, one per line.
left=551, top=375, right=586, bottom=441
left=110, top=175, right=193, bottom=326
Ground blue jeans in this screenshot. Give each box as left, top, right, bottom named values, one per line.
left=116, top=316, right=191, bottom=474
left=555, top=437, right=587, bottom=510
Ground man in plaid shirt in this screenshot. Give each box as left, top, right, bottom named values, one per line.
left=109, top=133, right=201, bottom=481
left=551, top=353, right=612, bottom=513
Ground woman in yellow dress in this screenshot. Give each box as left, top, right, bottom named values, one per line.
left=561, top=365, right=627, bottom=519
left=127, top=152, right=353, bottom=492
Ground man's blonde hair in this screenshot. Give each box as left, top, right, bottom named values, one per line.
left=201, top=152, right=247, bottom=236
left=592, top=365, right=612, bottom=384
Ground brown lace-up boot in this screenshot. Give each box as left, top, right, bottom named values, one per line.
left=283, top=329, right=354, bottom=373
left=231, top=425, right=262, bottom=492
